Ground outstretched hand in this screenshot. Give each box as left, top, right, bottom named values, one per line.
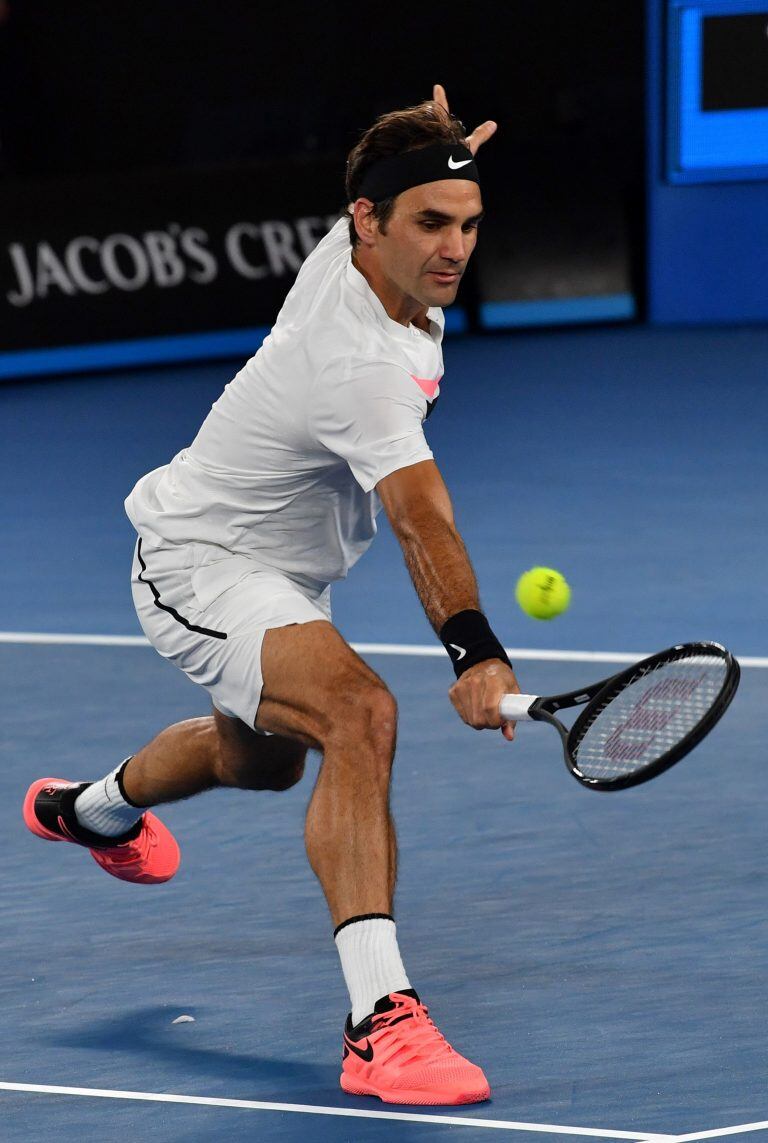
left=448, top=659, right=521, bottom=743
left=433, top=83, right=497, bottom=156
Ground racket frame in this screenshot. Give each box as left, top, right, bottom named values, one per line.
left=522, top=641, right=740, bottom=791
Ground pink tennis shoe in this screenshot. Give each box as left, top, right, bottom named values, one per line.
left=23, top=777, right=180, bottom=884
left=341, top=989, right=490, bottom=1105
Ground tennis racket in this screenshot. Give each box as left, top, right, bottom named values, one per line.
left=498, top=641, right=739, bottom=791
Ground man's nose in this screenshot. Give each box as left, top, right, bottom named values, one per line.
left=439, top=228, right=465, bottom=263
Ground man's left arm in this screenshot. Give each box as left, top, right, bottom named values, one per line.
left=376, top=459, right=521, bottom=740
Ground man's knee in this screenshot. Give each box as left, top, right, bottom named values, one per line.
left=324, top=679, right=398, bottom=759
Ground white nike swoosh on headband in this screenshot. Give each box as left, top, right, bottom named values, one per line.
left=447, top=156, right=473, bottom=169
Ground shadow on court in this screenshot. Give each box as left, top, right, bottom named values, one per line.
left=46, top=1005, right=338, bottom=1095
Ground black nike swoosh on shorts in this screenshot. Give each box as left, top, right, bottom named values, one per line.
left=343, top=1033, right=374, bottom=1062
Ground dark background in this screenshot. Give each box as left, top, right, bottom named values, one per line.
left=702, top=13, right=768, bottom=111
left=4, top=1, right=767, bottom=362
left=0, top=1, right=644, bottom=181
left=0, top=1, right=645, bottom=358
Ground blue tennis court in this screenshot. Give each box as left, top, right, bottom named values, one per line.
left=2, top=324, right=767, bottom=1141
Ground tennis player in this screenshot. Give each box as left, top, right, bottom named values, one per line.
left=24, top=84, right=520, bottom=1106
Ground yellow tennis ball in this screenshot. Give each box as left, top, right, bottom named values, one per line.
left=515, top=566, right=571, bottom=620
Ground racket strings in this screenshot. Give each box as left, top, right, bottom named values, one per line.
left=572, top=655, right=728, bottom=780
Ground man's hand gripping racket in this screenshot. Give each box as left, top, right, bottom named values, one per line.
left=497, top=642, right=739, bottom=791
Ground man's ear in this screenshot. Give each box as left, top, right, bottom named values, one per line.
left=351, top=198, right=377, bottom=248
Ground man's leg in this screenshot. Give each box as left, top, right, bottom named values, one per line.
left=23, top=682, right=308, bottom=886
left=252, top=620, right=489, bottom=1105
left=255, top=620, right=412, bottom=1027
left=110, top=619, right=403, bottom=1010
left=256, top=621, right=398, bottom=927
left=26, top=615, right=489, bottom=1102
left=76, top=617, right=391, bottom=889
left=81, top=618, right=407, bottom=1015
left=32, top=617, right=391, bottom=893
left=121, top=708, right=308, bottom=805
left=65, top=708, right=304, bottom=835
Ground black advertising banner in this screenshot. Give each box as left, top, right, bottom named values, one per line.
left=0, top=155, right=346, bottom=366
left=1, top=149, right=634, bottom=380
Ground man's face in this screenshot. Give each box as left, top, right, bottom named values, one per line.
left=372, top=181, right=484, bottom=310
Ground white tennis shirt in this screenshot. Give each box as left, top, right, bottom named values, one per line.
left=125, top=218, right=444, bottom=587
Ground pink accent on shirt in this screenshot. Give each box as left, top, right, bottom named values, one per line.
left=410, top=374, right=442, bottom=400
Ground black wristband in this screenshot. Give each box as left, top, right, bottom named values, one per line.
left=439, top=609, right=511, bottom=679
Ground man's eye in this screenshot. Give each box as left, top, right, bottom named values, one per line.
left=421, top=222, right=440, bottom=231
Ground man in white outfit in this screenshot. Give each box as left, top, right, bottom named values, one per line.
left=25, top=84, right=521, bottom=1105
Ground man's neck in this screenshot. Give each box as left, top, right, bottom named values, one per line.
left=352, top=249, right=429, bottom=331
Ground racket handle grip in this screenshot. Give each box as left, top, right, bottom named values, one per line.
left=499, top=693, right=538, bottom=721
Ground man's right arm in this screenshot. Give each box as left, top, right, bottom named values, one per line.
left=376, top=458, right=479, bottom=634
left=376, top=459, right=521, bottom=740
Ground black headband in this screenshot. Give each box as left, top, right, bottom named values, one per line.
left=356, top=143, right=479, bottom=203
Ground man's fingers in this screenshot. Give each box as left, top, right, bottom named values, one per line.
left=433, top=83, right=449, bottom=111
left=450, top=689, right=514, bottom=737
left=432, top=87, right=498, bottom=156
left=450, top=662, right=519, bottom=743
left=466, top=120, right=498, bottom=155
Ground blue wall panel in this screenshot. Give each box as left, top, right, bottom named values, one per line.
left=647, top=0, right=768, bottom=323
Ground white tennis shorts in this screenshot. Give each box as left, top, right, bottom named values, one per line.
left=131, top=533, right=332, bottom=728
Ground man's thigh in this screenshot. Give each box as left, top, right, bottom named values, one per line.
left=133, top=538, right=337, bottom=726
left=256, top=620, right=392, bottom=749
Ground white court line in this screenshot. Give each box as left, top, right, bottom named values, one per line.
left=0, top=1081, right=673, bottom=1138
left=655, top=1121, right=768, bottom=1143
left=0, top=631, right=148, bottom=647
left=0, top=631, right=766, bottom=668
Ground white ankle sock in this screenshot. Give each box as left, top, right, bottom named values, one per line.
left=74, top=760, right=145, bottom=837
left=334, top=914, right=411, bottom=1026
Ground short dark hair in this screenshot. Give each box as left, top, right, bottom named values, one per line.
left=345, top=99, right=466, bottom=246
